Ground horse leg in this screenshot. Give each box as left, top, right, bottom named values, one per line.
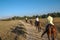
left=38, top=26, right=41, bottom=32
left=47, top=33, right=51, bottom=40
left=52, top=32, right=56, bottom=40
left=37, top=22, right=41, bottom=32
left=51, top=27, right=57, bottom=40
left=15, top=36, right=18, bottom=40
left=14, top=33, right=19, bottom=40
left=0, top=37, right=2, bottom=40
left=47, top=28, right=51, bottom=40
left=30, top=22, right=32, bottom=25
left=37, top=26, right=39, bottom=32
left=35, top=26, right=38, bottom=32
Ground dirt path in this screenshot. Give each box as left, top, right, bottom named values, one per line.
left=19, top=20, right=58, bottom=40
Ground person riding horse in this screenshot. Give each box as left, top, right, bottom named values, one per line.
left=41, top=15, right=57, bottom=40
left=25, top=18, right=28, bottom=23
left=35, top=16, right=41, bottom=32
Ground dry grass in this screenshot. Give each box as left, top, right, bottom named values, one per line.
left=0, top=18, right=60, bottom=40
left=33, top=17, right=60, bottom=40
left=0, top=20, right=26, bottom=40
left=28, top=17, right=60, bottom=40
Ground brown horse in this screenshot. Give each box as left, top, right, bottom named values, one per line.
left=29, top=19, right=33, bottom=25
left=41, top=24, right=57, bottom=40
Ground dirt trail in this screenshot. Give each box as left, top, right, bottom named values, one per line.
left=19, top=20, right=58, bottom=40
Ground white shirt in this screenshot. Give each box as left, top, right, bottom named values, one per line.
left=47, top=16, right=54, bottom=25
left=26, top=18, right=27, bottom=20
left=36, top=17, right=39, bottom=21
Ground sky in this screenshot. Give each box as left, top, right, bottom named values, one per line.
left=0, top=0, right=60, bottom=18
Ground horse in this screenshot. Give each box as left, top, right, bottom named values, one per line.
left=35, top=21, right=41, bottom=32
left=0, top=37, right=2, bottom=40
left=41, top=24, right=57, bottom=40
left=29, top=19, right=33, bottom=25
left=25, top=19, right=28, bottom=23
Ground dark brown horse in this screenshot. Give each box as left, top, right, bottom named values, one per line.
left=41, top=24, right=57, bottom=40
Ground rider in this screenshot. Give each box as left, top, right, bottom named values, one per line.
left=35, top=16, right=41, bottom=32
left=41, top=14, right=54, bottom=37
left=35, top=16, right=39, bottom=26
left=47, top=14, right=54, bottom=25
left=25, top=17, right=28, bottom=23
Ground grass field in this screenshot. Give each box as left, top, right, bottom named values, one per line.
left=0, top=17, right=60, bottom=40
left=0, top=20, right=26, bottom=40
left=29, top=17, right=60, bottom=40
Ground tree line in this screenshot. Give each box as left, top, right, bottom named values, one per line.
left=1, top=12, right=60, bottom=21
